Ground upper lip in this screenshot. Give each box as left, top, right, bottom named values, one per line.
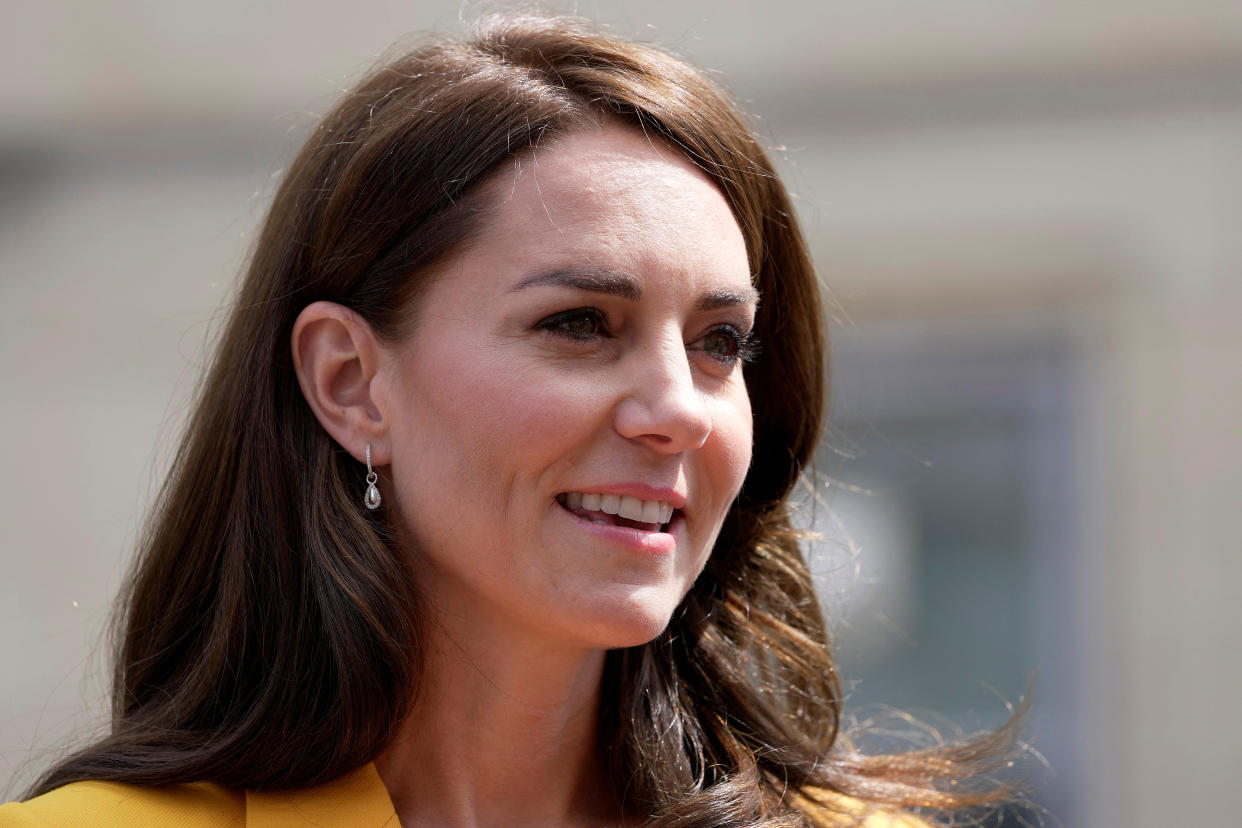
left=560, top=483, right=687, bottom=511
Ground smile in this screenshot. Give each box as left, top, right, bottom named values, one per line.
left=556, top=491, right=676, bottom=532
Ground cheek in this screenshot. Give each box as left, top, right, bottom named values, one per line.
left=714, top=385, right=754, bottom=496
left=448, top=361, right=599, bottom=456
left=393, top=346, right=598, bottom=504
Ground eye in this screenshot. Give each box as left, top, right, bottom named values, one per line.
left=693, top=324, right=759, bottom=365
left=535, top=307, right=609, bottom=341
left=702, top=329, right=738, bottom=358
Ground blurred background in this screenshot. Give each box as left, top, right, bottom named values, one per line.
left=2, top=1, right=1239, bottom=825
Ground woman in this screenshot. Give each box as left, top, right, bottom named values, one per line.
left=3, top=14, right=1015, bottom=827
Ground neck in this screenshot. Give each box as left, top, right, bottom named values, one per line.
left=375, top=613, right=628, bottom=827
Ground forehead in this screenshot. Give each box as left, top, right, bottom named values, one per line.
left=469, top=125, right=749, bottom=276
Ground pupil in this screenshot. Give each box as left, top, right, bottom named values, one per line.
left=707, top=332, right=734, bottom=355
left=567, top=316, right=596, bottom=335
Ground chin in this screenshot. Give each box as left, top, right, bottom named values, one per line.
left=567, top=589, right=685, bottom=650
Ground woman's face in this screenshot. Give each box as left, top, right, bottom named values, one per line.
left=378, top=125, right=755, bottom=650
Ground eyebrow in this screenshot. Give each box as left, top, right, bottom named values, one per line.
left=510, top=267, right=761, bottom=311
left=511, top=268, right=643, bottom=301
left=696, top=286, right=762, bottom=312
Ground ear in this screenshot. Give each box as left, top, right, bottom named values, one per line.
left=291, top=301, right=390, bottom=465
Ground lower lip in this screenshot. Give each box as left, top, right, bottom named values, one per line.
left=558, top=502, right=679, bottom=555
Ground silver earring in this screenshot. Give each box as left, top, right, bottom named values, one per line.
left=364, top=443, right=381, bottom=510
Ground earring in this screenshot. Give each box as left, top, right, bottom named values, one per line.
left=363, top=443, right=381, bottom=510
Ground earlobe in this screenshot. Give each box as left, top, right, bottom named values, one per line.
left=291, top=301, right=389, bottom=463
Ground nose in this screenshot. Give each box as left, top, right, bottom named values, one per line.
left=613, top=338, right=712, bottom=453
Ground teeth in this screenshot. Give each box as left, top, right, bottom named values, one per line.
left=562, top=491, right=676, bottom=528
left=618, top=496, right=643, bottom=522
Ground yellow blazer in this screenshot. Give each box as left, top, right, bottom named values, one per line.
left=0, top=763, right=927, bottom=827
left=0, top=764, right=396, bottom=827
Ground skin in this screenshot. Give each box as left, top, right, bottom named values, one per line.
left=292, top=123, right=757, bottom=827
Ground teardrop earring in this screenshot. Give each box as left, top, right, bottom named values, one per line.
left=363, top=443, right=381, bottom=510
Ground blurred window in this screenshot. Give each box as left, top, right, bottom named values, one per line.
left=812, top=321, right=1082, bottom=825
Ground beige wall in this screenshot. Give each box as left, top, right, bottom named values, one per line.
left=3, top=2, right=1240, bottom=824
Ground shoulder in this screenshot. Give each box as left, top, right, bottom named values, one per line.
left=796, top=786, right=934, bottom=828
left=0, top=779, right=244, bottom=827
left=0, top=763, right=398, bottom=828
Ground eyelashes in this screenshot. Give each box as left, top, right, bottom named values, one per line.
left=535, top=307, right=759, bottom=366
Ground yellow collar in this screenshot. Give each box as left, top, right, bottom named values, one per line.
left=244, top=763, right=399, bottom=827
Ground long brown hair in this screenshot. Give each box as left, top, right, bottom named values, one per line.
left=31, top=14, right=1018, bottom=825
